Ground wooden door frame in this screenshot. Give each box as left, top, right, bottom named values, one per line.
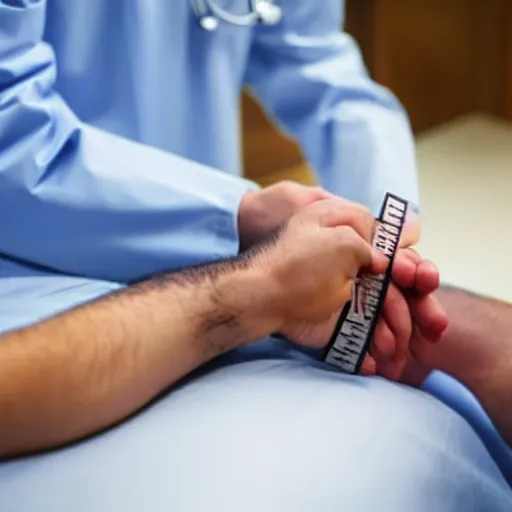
left=503, top=1, right=512, bottom=119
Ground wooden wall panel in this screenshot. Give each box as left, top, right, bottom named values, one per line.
left=241, top=0, right=512, bottom=183
left=503, top=1, right=512, bottom=120
left=366, top=0, right=477, bottom=132
left=343, top=0, right=376, bottom=72
left=473, top=0, right=508, bottom=116
left=348, top=0, right=510, bottom=131
left=241, top=92, right=313, bottom=186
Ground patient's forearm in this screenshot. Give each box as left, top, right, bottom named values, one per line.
left=0, top=260, right=274, bottom=459
left=424, top=286, right=512, bottom=445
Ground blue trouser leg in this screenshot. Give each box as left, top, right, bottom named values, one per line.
left=422, top=371, right=512, bottom=485
left=0, top=257, right=511, bottom=511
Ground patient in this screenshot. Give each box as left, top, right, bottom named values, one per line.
left=403, top=284, right=512, bottom=447
left=0, top=198, right=510, bottom=511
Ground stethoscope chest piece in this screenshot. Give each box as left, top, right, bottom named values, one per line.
left=192, top=0, right=282, bottom=30
left=199, top=16, right=220, bottom=31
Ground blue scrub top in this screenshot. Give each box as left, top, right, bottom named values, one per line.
left=0, top=3, right=511, bottom=508
left=0, top=0, right=419, bottom=283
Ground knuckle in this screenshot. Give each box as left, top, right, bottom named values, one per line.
left=350, top=202, right=372, bottom=219
left=364, top=208, right=375, bottom=227
left=345, top=203, right=372, bottom=224
left=279, top=180, right=299, bottom=195
left=337, top=224, right=356, bottom=241
left=338, top=228, right=371, bottom=262
left=358, top=205, right=375, bottom=226
left=295, top=205, right=315, bottom=223
left=343, top=208, right=358, bottom=225
left=343, top=226, right=364, bottom=247
left=311, top=186, right=328, bottom=198
left=303, top=199, right=328, bottom=220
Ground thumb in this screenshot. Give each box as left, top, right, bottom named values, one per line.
left=366, top=249, right=389, bottom=275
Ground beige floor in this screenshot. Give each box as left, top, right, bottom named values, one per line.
left=415, top=113, right=512, bottom=302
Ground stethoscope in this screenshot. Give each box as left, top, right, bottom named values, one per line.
left=190, top=0, right=282, bottom=31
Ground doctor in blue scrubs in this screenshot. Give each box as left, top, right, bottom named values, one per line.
left=0, top=0, right=420, bottom=287
left=0, top=1, right=510, bottom=510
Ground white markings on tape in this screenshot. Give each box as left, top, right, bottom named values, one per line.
left=323, top=193, right=408, bottom=374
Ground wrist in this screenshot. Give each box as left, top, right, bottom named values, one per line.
left=201, top=260, right=282, bottom=350
left=423, top=288, right=496, bottom=388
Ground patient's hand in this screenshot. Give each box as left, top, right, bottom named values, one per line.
left=280, top=250, right=448, bottom=379
left=399, top=211, right=421, bottom=248
left=373, top=250, right=448, bottom=380
left=278, top=208, right=447, bottom=380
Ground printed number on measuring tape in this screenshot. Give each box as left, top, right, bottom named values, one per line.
left=322, top=193, right=409, bottom=374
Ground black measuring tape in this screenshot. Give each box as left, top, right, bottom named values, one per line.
left=322, top=193, right=409, bottom=374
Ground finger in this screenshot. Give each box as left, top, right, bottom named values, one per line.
left=372, top=319, right=395, bottom=360
left=399, top=212, right=420, bottom=248
left=401, top=247, right=422, bottom=264
left=392, top=355, right=408, bottom=381
left=391, top=250, right=418, bottom=289
left=392, top=250, right=441, bottom=295
left=409, top=325, right=436, bottom=364
left=408, top=294, right=449, bottom=342
left=313, top=200, right=375, bottom=244
left=334, top=226, right=374, bottom=272
left=361, top=354, right=377, bottom=375
left=377, top=354, right=407, bottom=381
left=367, top=248, right=389, bottom=275
left=311, top=187, right=343, bottom=202
left=410, top=294, right=448, bottom=336
left=400, top=353, right=432, bottom=387
left=416, top=323, right=443, bottom=343
left=415, top=260, right=440, bottom=294
left=382, top=283, right=412, bottom=359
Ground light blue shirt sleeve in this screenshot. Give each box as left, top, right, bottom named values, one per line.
left=0, top=0, right=256, bottom=283
left=245, top=0, right=420, bottom=216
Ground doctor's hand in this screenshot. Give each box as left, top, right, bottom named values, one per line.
left=261, top=198, right=387, bottom=329
left=262, top=199, right=388, bottom=374
left=238, top=181, right=339, bottom=251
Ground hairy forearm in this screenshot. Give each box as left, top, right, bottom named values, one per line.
left=426, top=285, right=512, bottom=445
left=0, top=260, right=275, bottom=458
